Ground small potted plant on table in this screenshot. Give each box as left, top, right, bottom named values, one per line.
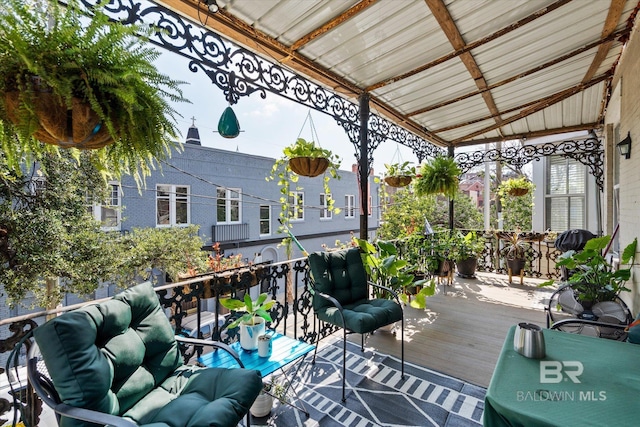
left=220, top=292, right=275, bottom=351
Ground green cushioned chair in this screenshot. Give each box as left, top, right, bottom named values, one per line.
left=27, top=281, right=262, bottom=427
left=307, top=248, right=404, bottom=402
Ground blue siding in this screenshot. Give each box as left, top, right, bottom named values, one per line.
left=120, top=143, right=380, bottom=261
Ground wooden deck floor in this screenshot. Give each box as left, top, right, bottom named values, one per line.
left=345, top=272, right=555, bottom=388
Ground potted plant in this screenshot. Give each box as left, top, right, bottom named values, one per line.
left=355, top=238, right=434, bottom=309
left=496, top=230, right=530, bottom=277
left=250, top=376, right=289, bottom=418
left=383, top=161, right=415, bottom=187
left=282, top=137, right=340, bottom=178
left=0, top=0, right=185, bottom=176
left=541, top=236, right=637, bottom=307
left=414, top=155, right=461, bottom=199
left=267, top=137, right=341, bottom=232
left=498, top=177, right=534, bottom=197
left=421, top=231, right=453, bottom=280
left=219, top=292, right=275, bottom=351
left=450, top=231, right=484, bottom=278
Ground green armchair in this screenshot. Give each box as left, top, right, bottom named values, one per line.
left=27, top=281, right=262, bottom=427
left=308, top=248, right=404, bottom=402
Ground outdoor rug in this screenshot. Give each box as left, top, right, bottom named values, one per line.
left=250, top=338, right=485, bottom=426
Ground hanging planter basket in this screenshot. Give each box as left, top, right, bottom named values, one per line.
left=289, top=156, right=329, bottom=177
left=5, top=91, right=113, bottom=149
left=508, top=187, right=529, bottom=197
left=384, top=175, right=413, bottom=187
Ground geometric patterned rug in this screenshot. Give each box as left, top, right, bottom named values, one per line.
left=252, top=338, right=485, bottom=426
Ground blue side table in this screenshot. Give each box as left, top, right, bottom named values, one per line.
left=198, top=332, right=315, bottom=417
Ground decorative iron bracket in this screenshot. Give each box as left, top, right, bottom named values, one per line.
left=454, top=137, right=604, bottom=190
left=81, top=0, right=441, bottom=159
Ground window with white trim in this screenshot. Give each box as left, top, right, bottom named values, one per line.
left=320, top=193, right=332, bottom=220
left=545, top=156, right=585, bottom=232
left=156, top=184, right=189, bottom=226
left=87, top=182, right=121, bottom=230
left=345, top=194, right=355, bottom=218
left=288, top=191, right=304, bottom=221
left=259, top=205, right=271, bottom=236
left=217, top=188, right=241, bottom=224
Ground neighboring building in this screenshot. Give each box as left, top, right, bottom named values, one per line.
left=110, top=125, right=380, bottom=265
left=459, top=173, right=484, bottom=208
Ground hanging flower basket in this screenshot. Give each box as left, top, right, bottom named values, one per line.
left=5, top=92, right=113, bottom=149
left=289, top=156, right=330, bottom=177
left=508, top=187, right=529, bottom=197
left=384, top=175, right=413, bottom=187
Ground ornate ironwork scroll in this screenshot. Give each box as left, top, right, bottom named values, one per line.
left=455, top=137, right=604, bottom=190
left=81, top=0, right=441, bottom=161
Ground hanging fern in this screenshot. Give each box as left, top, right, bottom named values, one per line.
left=414, top=155, right=461, bottom=199
left=0, top=0, right=187, bottom=183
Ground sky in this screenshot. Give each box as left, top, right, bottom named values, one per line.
left=154, top=49, right=420, bottom=176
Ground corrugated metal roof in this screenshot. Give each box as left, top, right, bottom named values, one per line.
left=170, top=0, right=639, bottom=148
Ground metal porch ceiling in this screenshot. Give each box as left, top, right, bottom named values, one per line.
left=166, top=0, right=639, bottom=149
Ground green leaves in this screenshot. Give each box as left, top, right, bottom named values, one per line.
left=414, top=156, right=460, bottom=199
left=0, top=0, right=187, bottom=183
left=220, top=292, right=275, bottom=329
left=266, top=137, right=341, bottom=239
left=384, top=161, right=415, bottom=177
left=544, top=235, right=637, bottom=302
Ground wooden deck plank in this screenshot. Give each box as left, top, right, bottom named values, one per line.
left=346, top=272, right=554, bottom=388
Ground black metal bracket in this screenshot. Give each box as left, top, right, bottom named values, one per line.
left=455, top=137, right=604, bottom=190
left=81, top=0, right=441, bottom=160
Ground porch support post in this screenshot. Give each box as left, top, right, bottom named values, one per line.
left=359, top=93, right=370, bottom=240
left=448, top=145, right=455, bottom=231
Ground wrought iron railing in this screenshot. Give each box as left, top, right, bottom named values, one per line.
left=0, top=257, right=320, bottom=426
left=0, top=235, right=559, bottom=425
left=393, top=229, right=562, bottom=280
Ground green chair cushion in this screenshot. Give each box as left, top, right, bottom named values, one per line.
left=315, top=298, right=402, bottom=334
left=33, top=281, right=262, bottom=427
left=309, top=248, right=402, bottom=334
left=308, top=248, right=368, bottom=310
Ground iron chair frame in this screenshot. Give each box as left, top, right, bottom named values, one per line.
left=549, top=318, right=629, bottom=341
left=27, top=335, right=254, bottom=427
left=309, top=278, right=404, bottom=403
left=545, top=284, right=634, bottom=329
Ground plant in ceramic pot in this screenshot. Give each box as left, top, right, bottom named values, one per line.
left=496, top=230, right=530, bottom=276
left=250, top=376, right=289, bottom=418
left=450, top=231, right=484, bottom=278
left=383, top=161, right=415, bottom=187
left=414, top=155, right=461, bottom=199
left=219, top=292, right=275, bottom=351
left=0, top=0, right=185, bottom=178
left=267, top=137, right=341, bottom=233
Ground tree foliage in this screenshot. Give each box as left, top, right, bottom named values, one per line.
left=377, top=187, right=483, bottom=241
left=497, top=177, right=535, bottom=231
left=0, top=151, right=119, bottom=308
left=0, top=151, right=209, bottom=308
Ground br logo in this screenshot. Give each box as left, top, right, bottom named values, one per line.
left=539, top=361, right=583, bottom=383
